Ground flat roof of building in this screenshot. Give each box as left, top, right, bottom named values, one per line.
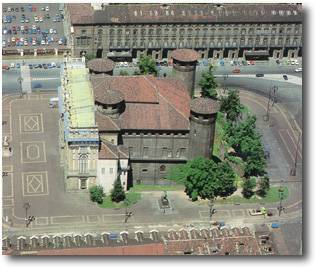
left=67, top=68, right=95, bottom=128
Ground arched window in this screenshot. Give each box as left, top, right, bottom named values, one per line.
left=160, top=165, right=166, bottom=172
left=79, top=154, right=88, bottom=174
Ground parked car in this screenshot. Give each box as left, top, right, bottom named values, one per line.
left=2, top=40, right=6, bottom=47
left=232, top=68, right=240, bottom=74
left=10, top=62, right=15, bottom=68
left=33, top=83, right=42, bottom=88
left=16, top=63, right=21, bottom=68
left=45, top=6, right=50, bottom=11
left=42, top=64, right=48, bottom=69
left=295, top=67, right=302, bottom=72
left=248, top=207, right=267, bottom=216
left=21, top=7, right=25, bottom=12
left=2, top=65, right=10, bottom=70
left=256, top=73, right=264, bottom=77
left=283, top=74, right=288, bottom=80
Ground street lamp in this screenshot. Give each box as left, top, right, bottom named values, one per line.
left=23, top=202, right=30, bottom=221
left=290, top=133, right=301, bottom=177
left=208, top=197, right=216, bottom=227
left=277, top=183, right=284, bottom=217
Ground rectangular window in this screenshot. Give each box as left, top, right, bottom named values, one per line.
left=142, top=169, right=148, bottom=173
left=162, top=148, right=167, bottom=158
left=176, top=150, right=180, bottom=158
left=80, top=179, right=87, bottom=189
left=101, top=168, right=105, bottom=174
left=167, top=150, right=172, bottom=158
left=109, top=168, right=113, bottom=174
left=180, top=148, right=186, bottom=158
left=129, top=147, right=134, bottom=157
left=143, top=147, right=149, bottom=158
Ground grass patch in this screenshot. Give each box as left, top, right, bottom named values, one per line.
left=128, top=184, right=184, bottom=192
left=98, top=192, right=142, bottom=209
left=215, top=186, right=289, bottom=205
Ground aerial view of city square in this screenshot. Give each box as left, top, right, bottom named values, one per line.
left=1, top=2, right=303, bottom=256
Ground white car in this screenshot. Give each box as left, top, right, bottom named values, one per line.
left=295, top=67, right=302, bottom=72
left=32, top=25, right=36, bottom=30
left=10, top=62, right=15, bottom=68
left=20, top=37, right=24, bottom=42
left=2, top=40, right=6, bottom=47
left=32, top=40, right=36, bottom=45
left=34, top=17, right=39, bottom=22
left=45, top=6, right=49, bottom=11
left=49, top=28, right=54, bottom=34
left=41, top=40, right=46, bottom=45
left=51, top=62, right=56, bottom=67
left=39, top=17, right=43, bottom=22
left=24, top=40, right=28, bottom=46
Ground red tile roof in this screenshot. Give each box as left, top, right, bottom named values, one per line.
left=87, top=58, right=115, bottom=73
left=67, top=3, right=94, bottom=24
left=171, top=49, right=199, bottom=62
left=95, top=111, right=120, bottom=131
left=36, top=243, right=165, bottom=255
left=190, top=97, right=220, bottom=115
left=92, top=75, right=190, bottom=131
left=99, top=142, right=129, bottom=159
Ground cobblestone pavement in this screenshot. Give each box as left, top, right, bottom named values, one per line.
left=2, top=90, right=302, bottom=237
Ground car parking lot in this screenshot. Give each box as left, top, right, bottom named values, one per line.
left=2, top=3, right=67, bottom=54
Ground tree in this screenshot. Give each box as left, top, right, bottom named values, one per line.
left=257, top=175, right=270, bottom=197
left=198, top=65, right=218, bottom=99
left=168, top=157, right=236, bottom=201
left=244, top=155, right=266, bottom=178
left=111, top=177, right=126, bottom=202
left=89, top=185, right=105, bottom=204
left=242, top=177, right=257, bottom=198
left=85, top=53, right=96, bottom=61
left=220, top=89, right=243, bottom=122
left=137, top=55, right=158, bottom=75
left=119, top=70, right=129, bottom=76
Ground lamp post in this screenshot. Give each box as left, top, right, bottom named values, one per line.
left=208, top=197, right=215, bottom=227
left=277, top=183, right=284, bottom=217
left=290, top=133, right=301, bottom=177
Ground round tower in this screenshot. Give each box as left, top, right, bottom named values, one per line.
left=188, top=97, right=220, bottom=159
left=170, top=49, right=199, bottom=98
left=87, top=58, right=115, bottom=76
left=95, top=89, right=125, bottom=119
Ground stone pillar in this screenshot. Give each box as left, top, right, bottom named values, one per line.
left=34, top=48, right=37, bottom=57
left=54, top=48, right=58, bottom=56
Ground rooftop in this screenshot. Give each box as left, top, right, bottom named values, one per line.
left=66, top=67, right=96, bottom=128
left=68, top=3, right=303, bottom=25
left=91, top=75, right=190, bottom=131
left=87, top=58, right=115, bottom=73
left=190, top=97, right=220, bottom=115
left=171, top=49, right=199, bottom=63
left=95, top=89, right=124, bottom=105
left=99, top=141, right=129, bottom=159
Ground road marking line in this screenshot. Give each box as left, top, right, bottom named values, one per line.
left=22, top=171, right=49, bottom=197
left=285, top=129, right=302, bottom=159
left=20, top=141, right=47, bottom=163
left=278, top=130, right=295, bottom=162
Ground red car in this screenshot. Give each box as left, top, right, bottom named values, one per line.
left=232, top=68, right=241, bottom=74
left=2, top=65, right=10, bottom=70
left=250, top=60, right=255, bottom=65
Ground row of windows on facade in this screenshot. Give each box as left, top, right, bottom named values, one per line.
left=130, top=8, right=299, bottom=17
left=76, top=36, right=300, bottom=48
left=128, top=147, right=186, bottom=159
left=81, top=23, right=301, bottom=36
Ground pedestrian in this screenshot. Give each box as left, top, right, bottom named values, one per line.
left=9, top=147, right=12, bottom=153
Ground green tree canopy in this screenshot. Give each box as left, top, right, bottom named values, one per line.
left=242, top=177, right=257, bottom=198
left=198, top=65, right=218, bottom=99
left=168, top=157, right=236, bottom=201
left=220, top=89, right=243, bottom=122
left=257, top=175, right=270, bottom=197
left=89, top=185, right=105, bottom=204
left=111, top=177, right=126, bottom=202
left=137, top=55, right=158, bottom=75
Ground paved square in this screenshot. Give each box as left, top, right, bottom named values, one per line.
left=2, top=172, right=13, bottom=198
left=22, top=171, right=49, bottom=196
left=19, top=113, right=43, bottom=133
left=20, top=141, right=46, bottom=163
